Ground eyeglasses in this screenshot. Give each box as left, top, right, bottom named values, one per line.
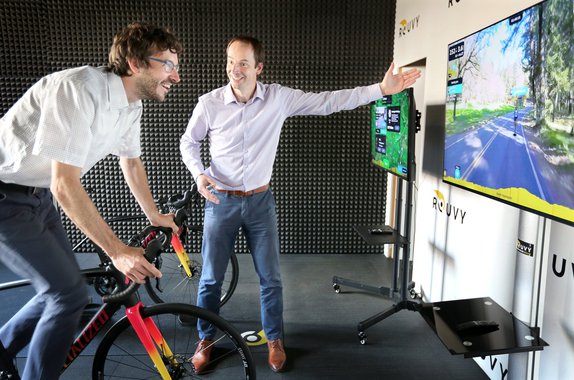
left=147, top=57, right=180, bottom=73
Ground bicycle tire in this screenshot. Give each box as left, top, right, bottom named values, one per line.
left=92, top=303, right=255, bottom=380
left=144, top=252, right=239, bottom=308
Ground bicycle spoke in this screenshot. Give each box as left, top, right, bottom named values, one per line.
left=105, top=343, right=159, bottom=375
left=161, top=276, right=195, bottom=297
left=145, top=252, right=238, bottom=308
left=93, top=304, right=254, bottom=379
left=101, top=355, right=158, bottom=378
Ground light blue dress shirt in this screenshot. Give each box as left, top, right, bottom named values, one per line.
left=180, top=81, right=382, bottom=191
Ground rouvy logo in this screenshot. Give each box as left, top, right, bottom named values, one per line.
left=432, top=190, right=467, bottom=224
left=517, top=239, right=534, bottom=257
left=448, top=0, right=462, bottom=7
left=398, top=15, right=420, bottom=37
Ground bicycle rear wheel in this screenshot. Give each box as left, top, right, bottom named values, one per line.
left=92, top=303, right=255, bottom=379
left=144, top=252, right=239, bottom=307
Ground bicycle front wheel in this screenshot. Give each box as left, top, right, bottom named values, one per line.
left=145, top=252, right=239, bottom=307
left=92, top=303, right=255, bottom=379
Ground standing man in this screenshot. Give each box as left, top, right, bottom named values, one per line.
left=0, top=22, right=181, bottom=380
left=180, top=35, right=420, bottom=374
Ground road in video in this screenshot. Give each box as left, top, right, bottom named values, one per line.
left=444, top=0, right=574, bottom=217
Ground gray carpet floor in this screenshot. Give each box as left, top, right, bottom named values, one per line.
left=0, top=253, right=488, bottom=379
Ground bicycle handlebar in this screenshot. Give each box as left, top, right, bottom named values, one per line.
left=159, top=189, right=193, bottom=209
left=158, top=184, right=199, bottom=209
left=101, top=230, right=166, bottom=303
left=95, top=186, right=201, bottom=303
left=158, top=185, right=201, bottom=230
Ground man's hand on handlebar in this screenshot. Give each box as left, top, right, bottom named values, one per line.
left=197, top=173, right=220, bottom=204
left=148, top=212, right=179, bottom=234
left=111, top=245, right=162, bottom=284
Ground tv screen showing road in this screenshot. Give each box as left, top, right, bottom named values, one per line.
left=444, top=0, right=574, bottom=226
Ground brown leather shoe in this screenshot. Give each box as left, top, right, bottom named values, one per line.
left=267, top=339, right=287, bottom=372
left=192, top=339, right=214, bottom=374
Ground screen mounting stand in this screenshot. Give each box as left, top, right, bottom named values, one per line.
left=332, top=115, right=548, bottom=356
left=333, top=168, right=419, bottom=345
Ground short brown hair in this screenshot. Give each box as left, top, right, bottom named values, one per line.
left=227, top=35, right=265, bottom=65
left=107, top=22, right=183, bottom=76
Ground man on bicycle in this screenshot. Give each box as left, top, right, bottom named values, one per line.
left=0, top=22, right=180, bottom=380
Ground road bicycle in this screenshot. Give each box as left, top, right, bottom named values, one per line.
left=0, top=224, right=255, bottom=379
left=74, top=185, right=240, bottom=308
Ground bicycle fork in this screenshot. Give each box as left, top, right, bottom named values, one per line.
left=170, top=234, right=193, bottom=277
left=143, top=231, right=193, bottom=278
left=126, top=302, right=178, bottom=380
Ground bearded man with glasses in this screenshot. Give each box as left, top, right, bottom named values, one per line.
left=0, top=22, right=181, bottom=380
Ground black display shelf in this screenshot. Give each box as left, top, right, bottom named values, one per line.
left=334, top=179, right=548, bottom=357
left=353, top=225, right=408, bottom=246
left=419, top=297, right=548, bottom=358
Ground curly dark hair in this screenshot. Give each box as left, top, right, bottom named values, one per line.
left=107, top=22, right=183, bottom=76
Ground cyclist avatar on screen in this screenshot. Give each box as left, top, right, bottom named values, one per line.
left=514, top=106, right=519, bottom=136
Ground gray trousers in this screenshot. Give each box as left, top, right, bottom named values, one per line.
left=0, top=184, right=88, bottom=380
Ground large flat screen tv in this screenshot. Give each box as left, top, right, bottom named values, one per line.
left=371, top=87, right=416, bottom=182
left=444, top=0, right=574, bottom=226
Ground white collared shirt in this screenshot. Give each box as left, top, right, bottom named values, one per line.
left=180, top=81, right=382, bottom=191
left=0, top=66, right=142, bottom=188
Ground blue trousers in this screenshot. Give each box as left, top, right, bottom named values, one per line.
left=0, top=186, right=88, bottom=380
left=197, top=189, right=283, bottom=341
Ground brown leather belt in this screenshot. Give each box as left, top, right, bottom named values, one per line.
left=215, top=184, right=269, bottom=197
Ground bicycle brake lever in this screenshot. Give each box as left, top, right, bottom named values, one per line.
left=150, top=253, right=164, bottom=292
left=154, top=277, right=163, bottom=293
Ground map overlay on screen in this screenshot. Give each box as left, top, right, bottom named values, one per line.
left=371, top=89, right=413, bottom=180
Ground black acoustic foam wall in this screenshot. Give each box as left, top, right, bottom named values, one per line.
left=0, top=0, right=395, bottom=254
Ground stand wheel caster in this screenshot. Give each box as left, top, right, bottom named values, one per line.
left=358, top=331, right=367, bottom=345
left=408, top=281, right=419, bottom=299
left=333, top=283, right=340, bottom=294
